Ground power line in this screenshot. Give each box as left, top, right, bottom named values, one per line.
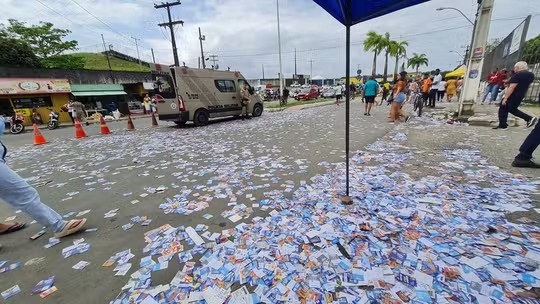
left=68, top=0, right=133, bottom=43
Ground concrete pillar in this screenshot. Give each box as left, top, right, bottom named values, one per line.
left=458, top=0, right=494, bottom=117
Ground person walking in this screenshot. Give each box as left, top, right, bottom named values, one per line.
left=143, top=95, right=151, bottom=115
left=481, top=68, right=499, bottom=104
left=382, top=82, right=390, bottom=105
left=282, top=88, right=289, bottom=106
left=335, top=84, right=343, bottom=106
left=438, top=78, right=446, bottom=102
left=512, top=121, right=540, bottom=168
left=71, top=100, right=87, bottom=125
left=363, top=76, right=379, bottom=116
left=446, top=77, right=457, bottom=102
left=390, top=71, right=410, bottom=123
left=239, top=82, right=251, bottom=120
left=421, top=73, right=432, bottom=107
left=494, top=61, right=538, bottom=130
left=429, top=69, right=441, bottom=107
left=494, top=68, right=508, bottom=103
left=0, top=118, right=87, bottom=250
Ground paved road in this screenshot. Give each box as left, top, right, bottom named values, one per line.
left=0, top=101, right=394, bottom=303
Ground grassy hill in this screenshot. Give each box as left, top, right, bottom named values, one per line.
left=69, top=52, right=150, bottom=72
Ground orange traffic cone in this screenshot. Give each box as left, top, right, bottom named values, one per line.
left=32, top=124, right=47, bottom=145
left=74, top=118, right=87, bottom=138
left=151, top=112, right=158, bottom=127
left=127, top=115, right=135, bottom=131
left=99, top=116, right=111, bottom=135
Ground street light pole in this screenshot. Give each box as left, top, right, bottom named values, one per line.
left=276, top=0, right=284, bottom=98
left=437, top=7, right=476, bottom=66
left=436, top=7, right=474, bottom=25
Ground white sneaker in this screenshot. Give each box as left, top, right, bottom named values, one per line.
left=527, top=117, right=538, bottom=128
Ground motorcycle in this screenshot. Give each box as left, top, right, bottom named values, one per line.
left=47, top=108, right=60, bottom=130
left=8, top=113, right=25, bottom=134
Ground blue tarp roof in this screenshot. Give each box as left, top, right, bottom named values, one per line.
left=313, top=0, right=432, bottom=26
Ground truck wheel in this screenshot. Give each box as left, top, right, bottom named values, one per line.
left=193, top=109, right=209, bottom=126
left=252, top=103, right=263, bottom=117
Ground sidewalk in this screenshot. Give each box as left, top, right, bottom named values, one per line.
left=35, top=114, right=154, bottom=130
left=423, top=100, right=540, bottom=127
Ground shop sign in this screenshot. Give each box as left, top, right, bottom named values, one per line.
left=0, top=78, right=71, bottom=95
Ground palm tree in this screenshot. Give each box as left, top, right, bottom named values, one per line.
left=407, top=53, right=429, bottom=74
left=381, top=32, right=392, bottom=81
left=390, top=40, right=408, bottom=77
left=363, top=31, right=385, bottom=76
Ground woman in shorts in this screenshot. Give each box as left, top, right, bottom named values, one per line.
left=390, top=71, right=410, bottom=123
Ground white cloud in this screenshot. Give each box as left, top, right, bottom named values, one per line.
left=1, top=0, right=538, bottom=78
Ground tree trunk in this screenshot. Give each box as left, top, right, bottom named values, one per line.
left=383, top=51, right=389, bottom=82
left=393, top=56, right=399, bottom=78
left=371, top=52, right=377, bottom=76
left=416, top=66, right=419, bottom=75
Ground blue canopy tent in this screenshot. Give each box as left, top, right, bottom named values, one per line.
left=313, top=0, right=431, bottom=203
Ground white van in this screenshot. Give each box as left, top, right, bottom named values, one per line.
left=150, top=64, right=264, bottom=126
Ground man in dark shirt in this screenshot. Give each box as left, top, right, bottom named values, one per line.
left=494, top=61, right=537, bottom=130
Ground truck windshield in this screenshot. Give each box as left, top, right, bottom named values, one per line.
left=151, top=73, right=176, bottom=99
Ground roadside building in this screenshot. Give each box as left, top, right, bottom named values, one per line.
left=0, top=78, right=73, bottom=125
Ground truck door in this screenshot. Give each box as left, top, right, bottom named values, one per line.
left=212, top=79, right=241, bottom=117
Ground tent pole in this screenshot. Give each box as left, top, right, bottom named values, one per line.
left=341, top=19, right=352, bottom=205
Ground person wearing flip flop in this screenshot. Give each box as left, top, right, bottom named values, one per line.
left=0, top=116, right=87, bottom=249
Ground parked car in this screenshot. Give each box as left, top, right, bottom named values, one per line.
left=322, top=89, right=336, bottom=98
left=295, top=88, right=319, bottom=100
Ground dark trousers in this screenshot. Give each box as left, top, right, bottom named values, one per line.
left=422, top=92, right=429, bottom=105
left=498, top=100, right=532, bottom=128
left=516, top=121, right=540, bottom=161
left=428, top=89, right=437, bottom=107
left=437, top=91, right=445, bottom=101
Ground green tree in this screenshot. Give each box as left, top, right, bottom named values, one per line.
left=0, top=30, right=41, bottom=68
left=2, top=19, right=81, bottom=69
left=5, top=19, right=78, bottom=58
left=407, top=53, right=429, bottom=74
left=390, top=40, right=408, bottom=77
left=363, top=31, right=385, bottom=76
left=380, top=32, right=392, bottom=81
left=522, top=35, right=540, bottom=64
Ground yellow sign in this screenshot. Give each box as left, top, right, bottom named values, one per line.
left=0, top=78, right=71, bottom=95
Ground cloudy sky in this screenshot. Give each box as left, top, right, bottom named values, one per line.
left=2, top=0, right=539, bottom=79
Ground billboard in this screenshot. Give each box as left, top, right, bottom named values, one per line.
left=0, top=78, right=71, bottom=95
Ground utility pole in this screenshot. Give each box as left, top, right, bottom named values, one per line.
left=276, top=0, right=284, bottom=98
left=262, top=64, right=265, bottom=80
left=459, top=0, right=494, bottom=117
left=131, top=36, right=142, bottom=69
left=208, top=55, right=218, bottom=69
left=101, top=34, right=114, bottom=84
left=198, top=27, right=206, bottom=69
left=155, top=1, right=183, bottom=67
left=198, top=57, right=201, bottom=69
left=151, top=48, right=156, bottom=63
left=309, top=59, right=313, bottom=84
left=294, top=48, right=297, bottom=77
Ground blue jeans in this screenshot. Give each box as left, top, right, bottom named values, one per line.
left=0, top=143, right=64, bottom=232
left=482, top=84, right=499, bottom=103
left=516, top=121, right=540, bottom=161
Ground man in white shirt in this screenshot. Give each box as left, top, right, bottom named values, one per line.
left=429, top=69, right=442, bottom=107
left=335, top=84, right=343, bottom=106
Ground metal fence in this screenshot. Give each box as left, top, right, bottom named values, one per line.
left=481, top=15, right=539, bottom=103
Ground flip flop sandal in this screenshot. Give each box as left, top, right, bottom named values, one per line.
left=54, top=218, right=87, bottom=238
left=0, top=222, right=27, bottom=235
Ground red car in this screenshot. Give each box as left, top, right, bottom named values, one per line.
left=295, top=88, right=319, bottom=100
